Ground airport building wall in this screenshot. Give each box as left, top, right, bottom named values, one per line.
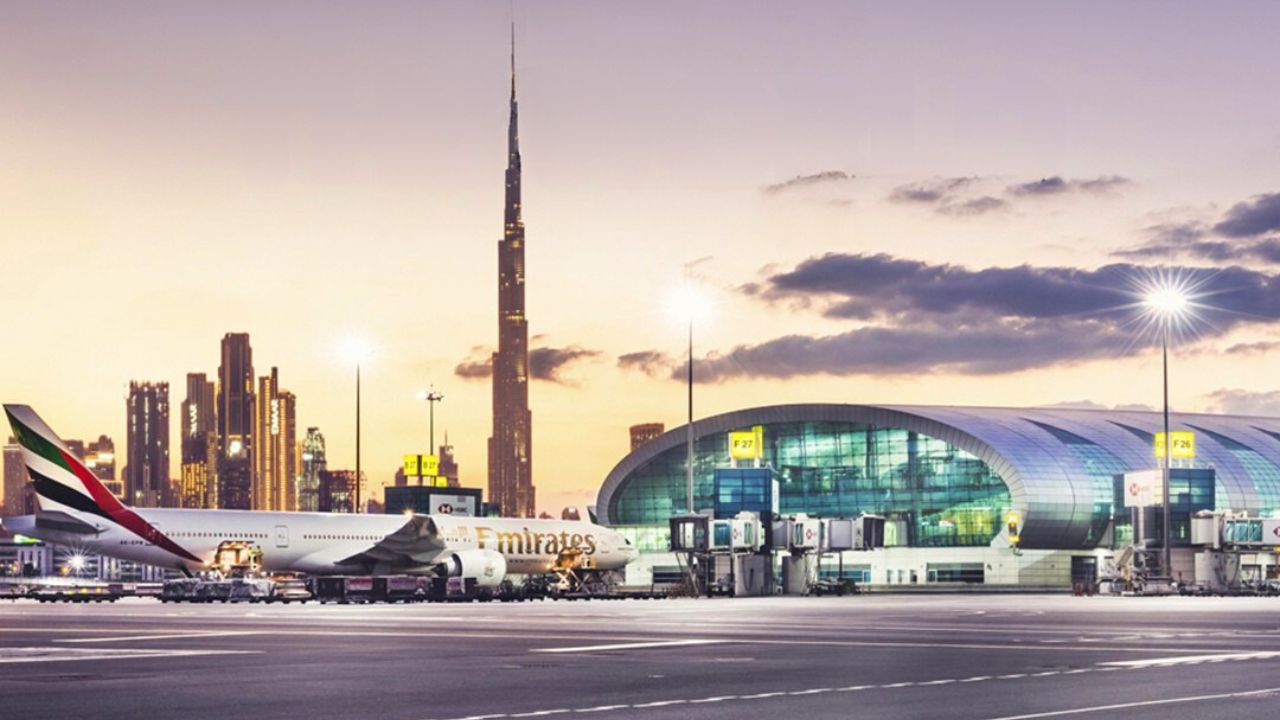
left=598, top=403, right=1280, bottom=588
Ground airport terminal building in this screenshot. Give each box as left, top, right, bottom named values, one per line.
left=597, top=404, right=1280, bottom=588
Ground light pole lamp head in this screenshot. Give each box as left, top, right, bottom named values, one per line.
left=667, top=285, right=713, bottom=327
left=338, top=337, right=374, bottom=366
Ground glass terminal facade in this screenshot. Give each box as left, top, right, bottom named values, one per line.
left=611, top=421, right=1012, bottom=548
left=598, top=404, right=1280, bottom=556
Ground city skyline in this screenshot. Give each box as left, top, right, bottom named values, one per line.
left=4, top=3, right=1280, bottom=514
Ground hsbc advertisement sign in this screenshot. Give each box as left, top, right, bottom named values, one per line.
left=429, top=492, right=478, bottom=517
left=1122, top=470, right=1163, bottom=508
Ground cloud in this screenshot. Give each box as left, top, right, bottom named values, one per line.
left=528, top=346, right=601, bottom=384
left=763, top=170, right=852, bottom=195
left=678, top=252, right=1280, bottom=381
left=618, top=350, right=675, bottom=377
left=937, top=196, right=1008, bottom=216
left=1213, top=193, right=1280, bottom=238
left=1007, top=175, right=1131, bottom=197
left=682, top=317, right=1139, bottom=380
left=1225, top=340, right=1280, bottom=355
left=888, top=177, right=976, bottom=204
left=453, top=346, right=493, bottom=379
left=1205, top=389, right=1280, bottom=417
left=1113, top=205, right=1280, bottom=264
left=454, top=344, right=601, bottom=384
left=760, top=253, right=1280, bottom=325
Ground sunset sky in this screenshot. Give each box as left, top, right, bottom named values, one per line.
left=4, top=1, right=1280, bottom=514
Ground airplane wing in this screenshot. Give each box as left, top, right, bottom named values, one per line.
left=335, top=514, right=450, bottom=574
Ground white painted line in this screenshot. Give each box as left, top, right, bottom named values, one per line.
left=571, top=706, right=628, bottom=714
left=998, top=674, right=1027, bottom=679
left=837, top=685, right=875, bottom=691
left=690, top=696, right=737, bottom=703
left=980, top=686, right=1280, bottom=720
left=631, top=700, right=687, bottom=708
left=741, top=692, right=786, bottom=699
left=532, top=639, right=722, bottom=654
left=59, top=631, right=260, bottom=644
left=1100, top=651, right=1280, bottom=668
left=919, top=679, right=955, bottom=685
left=788, top=688, right=832, bottom=695
left=510, top=711, right=569, bottom=718
left=0, top=647, right=260, bottom=664
left=960, top=676, right=992, bottom=683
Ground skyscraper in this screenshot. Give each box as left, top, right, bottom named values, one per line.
left=218, top=332, right=254, bottom=509
left=630, top=423, right=666, bottom=452
left=488, top=30, right=535, bottom=518
left=180, top=372, right=217, bottom=509
left=125, top=381, right=170, bottom=507
left=298, top=427, right=326, bottom=512
left=2, top=437, right=32, bottom=517
left=254, top=368, right=298, bottom=511
left=84, top=436, right=120, bottom=500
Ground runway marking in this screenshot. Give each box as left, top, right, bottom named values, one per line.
left=979, top=686, right=1280, bottom=719
left=423, top=655, right=1280, bottom=720
left=531, top=639, right=722, bottom=654
left=0, top=647, right=260, bottom=664
left=58, top=631, right=261, bottom=643
left=1099, top=651, right=1280, bottom=667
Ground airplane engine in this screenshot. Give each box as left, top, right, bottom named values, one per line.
left=446, top=548, right=507, bottom=589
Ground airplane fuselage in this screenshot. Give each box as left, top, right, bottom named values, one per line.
left=13, top=508, right=634, bottom=577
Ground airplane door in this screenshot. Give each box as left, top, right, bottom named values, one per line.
left=275, top=525, right=289, bottom=548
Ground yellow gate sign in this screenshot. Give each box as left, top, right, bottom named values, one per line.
left=403, top=454, right=440, bottom=477
left=729, top=426, right=764, bottom=460
left=1154, top=431, right=1195, bottom=460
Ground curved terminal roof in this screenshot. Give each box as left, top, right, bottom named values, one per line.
left=596, top=404, right=1280, bottom=548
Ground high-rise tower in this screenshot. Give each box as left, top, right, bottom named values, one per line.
left=217, top=332, right=254, bottom=510
left=125, top=381, right=170, bottom=507
left=488, top=28, right=535, bottom=517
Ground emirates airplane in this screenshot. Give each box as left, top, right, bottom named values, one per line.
left=2, top=405, right=636, bottom=585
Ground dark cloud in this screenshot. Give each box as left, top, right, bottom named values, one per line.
left=1205, top=389, right=1280, bottom=417
left=682, top=317, right=1136, bottom=381
left=1114, top=219, right=1280, bottom=264
left=1213, top=193, right=1280, bottom=238
left=618, top=350, right=675, bottom=377
left=455, top=344, right=601, bottom=384
left=454, top=354, right=493, bottom=379
left=1007, top=175, right=1130, bottom=197
left=763, top=253, right=1280, bottom=323
left=676, top=252, right=1280, bottom=381
left=528, top=346, right=601, bottom=384
left=888, top=177, right=976, bottom=204
left=763, top=170, right=852, bottom=195
left=937, top=196, right=1008, bottom=217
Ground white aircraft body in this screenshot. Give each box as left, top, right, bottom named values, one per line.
left=2, top=405, right=636, bottom=585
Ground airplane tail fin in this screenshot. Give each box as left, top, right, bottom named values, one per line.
left=3, top=404, right=128, bottom=518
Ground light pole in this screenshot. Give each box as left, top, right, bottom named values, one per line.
left=1144, top=285, right=1188, bottom=577
left=418, top=387, right=445, bottom=485
left=668, top=285, right=710, bottom=514
left=356, top=361, right=361, bottom=513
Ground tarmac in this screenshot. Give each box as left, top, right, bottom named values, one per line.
left=2, top=594, right=1279, bottom=720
